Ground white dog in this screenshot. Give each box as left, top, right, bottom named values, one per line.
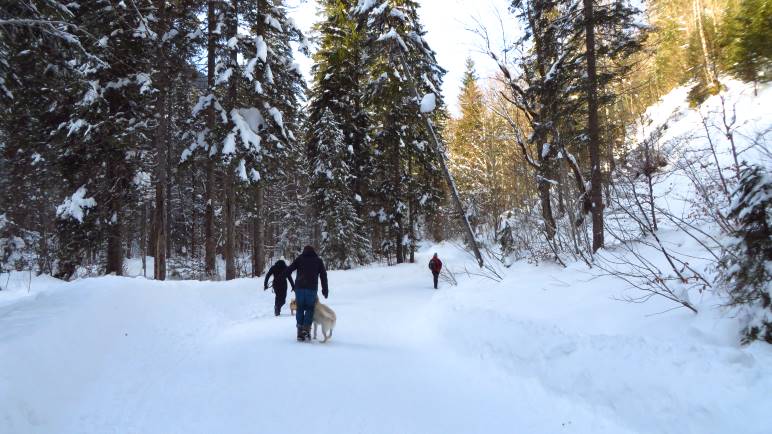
left=312, top=300, right=336, bottom=343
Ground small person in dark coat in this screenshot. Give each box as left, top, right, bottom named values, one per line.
left=264, top=259, right=295, bottom=316
left=283, top=245, right=329, bottom=341
left=428, top=253, right=442, bottom=289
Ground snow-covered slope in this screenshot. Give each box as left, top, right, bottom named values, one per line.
left=1, top=81, right=770, bottom=433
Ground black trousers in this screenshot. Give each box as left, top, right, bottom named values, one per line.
left=274, top=286, right=288, bottom=313
left=432, top=272, right=439, bottom=289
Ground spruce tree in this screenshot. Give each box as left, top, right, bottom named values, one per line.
left=310, top=109, right=371, bottom=268
left=718, top=164, right=772, bottom=344
left=354, top=0, right=446, bottom=263
left=307, top=0, right=371, bottom=268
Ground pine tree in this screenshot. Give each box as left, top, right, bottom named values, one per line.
left=719, top=0, right=772, bottom=85
left=51, top=0, right=163, bottom=278
left=449, top=60, right=522, bottom=233
left=309, top=109, right=371, bottom=268
left=718, top=164, right=772, bottom=344
left=196, top=0, right=306, bottom=279
left=307, top=0, right=372, bottom=268
left=354, top=0, right=446, bottom=264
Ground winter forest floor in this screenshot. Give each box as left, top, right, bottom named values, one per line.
left=1, top=243, right=770, bottom=434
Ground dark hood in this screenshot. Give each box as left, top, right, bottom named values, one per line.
left=302, top=245, right=317, bottom=256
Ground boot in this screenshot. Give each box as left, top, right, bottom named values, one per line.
left=302, top=325, right=312, bottom=341
left=297, top=325, right=305, bottom=341
left=274, top=306, right=280, bottom=317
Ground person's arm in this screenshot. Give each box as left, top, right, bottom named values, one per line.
left=288, top=274, right=295, bottom=291
left=284, top=259, right=298, bottom=281
left=320, top=260, right=329, bottom=298
left=264, top=266, right=273, bottom=290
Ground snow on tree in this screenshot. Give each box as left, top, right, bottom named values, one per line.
left=718, top=164, right=772, bottom=344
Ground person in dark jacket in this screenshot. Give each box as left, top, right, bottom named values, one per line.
left=283, top=245, right=329, bottom=341
left=428, top=253, right=442, bottom=289
left=264, top=259, right=295, bottom=316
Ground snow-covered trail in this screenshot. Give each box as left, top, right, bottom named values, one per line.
left=1, top=261, right=635, bottom=434
left=2, top=241, right=770, bottom=434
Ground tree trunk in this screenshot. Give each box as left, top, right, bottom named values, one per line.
left=203, top=0, right=217, bottom=278
left=252, top=186, right=265, bottom=276
left=166, top=101, right=173, bottom=260
left=223, top=0, right=238, bottom=281
left=141, top=201, right=147, bottom=277
left=190, top=170, right=196, bottom=259
left=105, top=155, right=124, bottom=275
left=693, top=0, right=717, bottom=85
left=153, top=0, right=169, bottom=281
left=537, top=176, right=557, bottom=240
left=224, top=169, right=236, bottom=280
left=584, top=0, right=604, bottom=252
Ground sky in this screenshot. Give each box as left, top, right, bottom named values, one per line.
left=285, top=0, right=517, bottom=117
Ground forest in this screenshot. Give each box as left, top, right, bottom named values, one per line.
left=2, top=0, right=771, bottom=342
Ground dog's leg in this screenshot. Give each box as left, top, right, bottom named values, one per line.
left=313, top=323, right=318, bottom=340
left=321, top=325, right=328, bottom=343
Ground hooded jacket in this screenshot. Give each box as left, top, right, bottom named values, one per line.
left=264, top=260, right=295, bottom=292
left=284, top=246, right=329, bottom=295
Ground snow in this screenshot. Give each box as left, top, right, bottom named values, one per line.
left=55, top=186, right=96, bottom=223
left=627, top=78, right=772, bottom=221
left=267, top=106, right=284, bottom=130
left=541, top=142, right=551, bottom=158
left=376, top=28, right=408, bottom=52
left=230, top=107, right=265, bottom=151
left=255, top=35, right=268, bottom=63
left=238, top=159, right=248, bottom=182
left=353, top=0, right=379, bottom=14
left=215, top=67, right=233, bottom=86
left=419, top=92, right=436, bottom=113
left=1, top=240, right=770, bottom=433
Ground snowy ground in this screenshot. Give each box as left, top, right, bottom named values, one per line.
left=1, top=242, right=770, bottom=434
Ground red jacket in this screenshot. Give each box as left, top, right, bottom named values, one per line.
left=429, top=257, right=442, bottom=273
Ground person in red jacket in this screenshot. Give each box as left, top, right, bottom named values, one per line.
left=428, top=253, right=442, bottom=289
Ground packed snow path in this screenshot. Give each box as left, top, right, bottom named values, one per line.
left=2, top=249, right=770, bottom=434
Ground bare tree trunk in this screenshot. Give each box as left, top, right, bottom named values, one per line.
left=584, top=0, right=604, bottom=252
left=693, top=0, right=717, bottom=85
left=203, top=0, right=217, bottom=278
left=223, top=0, right=238, bottom=281
left=190, top=170, right=196, bottom=259
left=166, top=104, right=173, bottom=260
left=105, top=155, right=124, bottom=275
left=153, top=0, right=169, bottom=281
left=141, top=201, right=147, bottom=277
left=224, top=169, right=236, bottom=280
left=252, top=186, right=265, bottom=276
left=393, top=121, right=404, bottom=265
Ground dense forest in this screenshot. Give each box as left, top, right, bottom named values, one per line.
left=1, top=0, right=770, bottom=341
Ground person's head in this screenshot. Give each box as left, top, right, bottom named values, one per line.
left=275, top=259, right=287, bottom=267
left=302, top=245, right=316, bottom=255
left=433, top=252, right=438, bottom=258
